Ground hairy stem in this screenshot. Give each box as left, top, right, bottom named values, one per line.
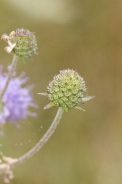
left=0, top=54, right=19, bottom=101
left=12, top=107, right=64, bottom=168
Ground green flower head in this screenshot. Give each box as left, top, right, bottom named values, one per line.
left=40, top=69, right=94, bottom=112
left=1, top=28, right=37, bottom=59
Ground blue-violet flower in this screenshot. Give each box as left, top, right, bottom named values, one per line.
left=0, top=66, right=37, bottom=124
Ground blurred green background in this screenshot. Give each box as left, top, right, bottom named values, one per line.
left=0, top=0, right=122, bottom=183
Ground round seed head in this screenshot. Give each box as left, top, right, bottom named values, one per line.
left=1, top=28, right=38, bottom=59
left=45, top=69, right=88, bottom=112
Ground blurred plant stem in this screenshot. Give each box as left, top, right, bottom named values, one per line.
left=0, top=54, right=19, bottom=101
left=12, top=107, right=64, bottom=168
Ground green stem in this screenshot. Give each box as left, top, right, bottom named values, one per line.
left=12, top=107, right=64, bottom=168
left=0, top=54, right=19, bottom=101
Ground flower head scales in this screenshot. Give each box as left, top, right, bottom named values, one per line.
left=41, top=69, right=94, bottom=112
left=1, top=28, right=37, bottom=59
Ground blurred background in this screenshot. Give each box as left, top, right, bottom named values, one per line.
left=0, top=0, right=122, bottom=183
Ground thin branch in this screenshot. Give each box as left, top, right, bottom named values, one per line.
left=0, top=54, right=19, bottom=101
left=11, top=107, right=64, bottom=168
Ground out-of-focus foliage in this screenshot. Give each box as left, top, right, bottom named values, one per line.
left=0, top=0, right=122, bottom=183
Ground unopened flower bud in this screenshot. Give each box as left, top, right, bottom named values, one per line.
left=9, top=31, right=15, bottom=37
left=41, top=69, right=94, bottom=112
left=4, top=43, right=16, bottom=54
left=4, top=46, right=13, bottom=54
left=1, top=34, right=9, bottom=42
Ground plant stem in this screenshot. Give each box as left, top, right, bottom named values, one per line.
left=12, top=107, right=64, bottom=168
left=0, top=54, right=19, bottom=101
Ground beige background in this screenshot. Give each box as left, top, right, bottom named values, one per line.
left=0, top=0, right=122, bottom=183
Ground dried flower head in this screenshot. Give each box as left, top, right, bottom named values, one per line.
left=40, top=69, right=94, bottom=112
left=0, top=66, right=37, bottom=124
left=0, top=156, right=17, bottom=183
left=1, top=28, right=37, bottom=59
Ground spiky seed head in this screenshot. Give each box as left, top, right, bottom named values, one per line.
left=42, top=69, right=93, bottom=112
left=1, top=28, right=37, bottom=59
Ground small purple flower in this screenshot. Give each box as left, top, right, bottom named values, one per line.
left=0, top=66, right=37, bottom=124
